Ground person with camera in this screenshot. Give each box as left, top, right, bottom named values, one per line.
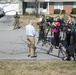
left=62, top=12, right=68, bottom=24
left=63, top=16, right=76, bottom=61
left=52, top=17, right=60, bottom=49
left=65, top=15, right=72, bottom=47
left=61, top=12, right=68, bottom=40
left=37, top=15, right=45, bottom=44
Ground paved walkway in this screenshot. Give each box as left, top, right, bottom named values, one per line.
left=0, top=28, right=66, bottom=61
left=0, top=15, right=14, bottom=30
left=0, top=16, right=66, bottom=61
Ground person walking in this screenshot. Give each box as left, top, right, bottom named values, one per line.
left=25, top=19, right=37, bottom=58
left=13, top=12, right=20, bottom=30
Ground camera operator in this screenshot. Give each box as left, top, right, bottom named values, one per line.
left=65, top=15, right=72, bottom=46
left=70, top=16, right=76, bottom=45
left=61, top=12, right=68, bottom=40
left=63, top=16, right=76, bottom=61
left=52, top=16, right=60, bottom=49
left=37, top=15, right=46, bottom=44
left=62, top=12, right=68, bottom=24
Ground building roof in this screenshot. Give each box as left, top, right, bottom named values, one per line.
left=23, top=0, right=76, bottom=2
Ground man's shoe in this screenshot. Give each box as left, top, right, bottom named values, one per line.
left=63, top=57, right=71, bottom=61
left=63, top=57, right=67, bottom=60
left=31, top=55, right=37, bottom=58
left=70, top=57, right=75, bottom=61
left=55, top=46, right=59, bottom=49
left=28, top=55, right=30, bottom=57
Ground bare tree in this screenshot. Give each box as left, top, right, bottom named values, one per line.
left=21, top=0, right=39, bottom=17
left=35, top=0, right=39, bottom=17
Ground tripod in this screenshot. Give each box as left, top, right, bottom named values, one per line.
left=43, top=24, right=66, bottom=58
left=42, top=24, right=53, bottom=46
left=47, top=36, right=66, bottom=58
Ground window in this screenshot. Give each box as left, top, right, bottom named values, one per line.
left=43, top=2, right=47, bottom=9
left=40, top=2, right=43, bottom=8
left=27, top=2, right=35, bottom=8
left=74, top=2, right=76, bottom=8
left=63, top=2, right=73, bottom=6
left=54, top=2, right=63, bottom=10
left=40, top=2, right=47, bottom=9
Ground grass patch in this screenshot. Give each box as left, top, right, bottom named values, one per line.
left=0, top=61, right=76, bottom=75
left=19, top=15, right=39, bottom=29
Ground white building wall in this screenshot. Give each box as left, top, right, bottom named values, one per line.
left=0, top=3, right=19, bottom=15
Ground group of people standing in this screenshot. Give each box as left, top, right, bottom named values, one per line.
left=51, top=15, right=76, bottom=61
left=25, top=13, right=76, bottom=60
left=63, top=15, right=76, bottom=60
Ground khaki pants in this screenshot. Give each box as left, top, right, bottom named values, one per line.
left=27, top=36, right=35, bottom=56
left=13, top=20, right=19, bottom=29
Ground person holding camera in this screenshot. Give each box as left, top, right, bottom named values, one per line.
left=37, top=15, right=45, bottom=44
left=63, top=16, right=76, bottom=61
left=62, top=12, right=68, bottom=24
left=62, top=12, right=68, bottom=40
left=65, top=15, right=72, bottom=47
left=52, top=17, right=60, bottom=49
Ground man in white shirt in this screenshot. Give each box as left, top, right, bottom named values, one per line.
left=25, top=19, right=36, bottom=58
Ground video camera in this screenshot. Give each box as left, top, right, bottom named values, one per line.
left=46, top=16, right=65, bottom=24
left=45, top=16, right=68, bottom=31
left=46, top=16, right=54, bottom=23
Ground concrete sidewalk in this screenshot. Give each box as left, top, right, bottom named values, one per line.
left=0, top=28, right=66, bottom=61
left=0, top=16, right=14, bottom=30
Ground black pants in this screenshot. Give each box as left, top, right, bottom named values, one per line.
left=66, top=43, right=76, bottom=59
left=54, top=32, right=60, bottom=46
left=39, top=26, right=45, bottom=41
left=66, top=31, right=71, bottom=46
left=70, top=32, right=75, bottom=45
left=66, top=32, right=76, bottom=59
